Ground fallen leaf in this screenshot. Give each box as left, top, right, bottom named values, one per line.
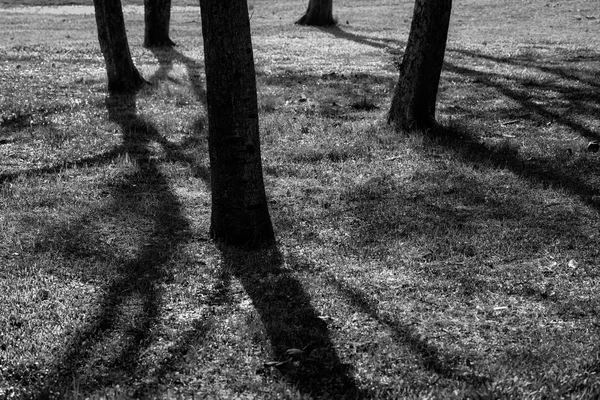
left=264, top=360, right=298, bottom=374
left=286, top=348, right=305, bottom=358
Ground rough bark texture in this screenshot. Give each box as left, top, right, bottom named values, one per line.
left=93, top=0, right=146, bottom=94
left=143, top=0, right=175, bottom=48
left=388, top=0, right=452, bottom=132
left=295, top=0, right=335, bottom=26
left=200, top=0, right=276, bottom=248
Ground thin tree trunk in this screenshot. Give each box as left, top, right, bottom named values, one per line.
left=388, top=0, right=452, bottom=131
left=143, top=0, right=176, bottom=48
left=93, top=0, right=146, bottom=94
left=200, top=0, right=276, bottom=248
left=295, top=0, right=335, bottom=26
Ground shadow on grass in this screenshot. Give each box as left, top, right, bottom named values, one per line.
left=453, top=48, right=600, bottom=93
left=432, top=124, right=600, bottom=214
left=148, top=46, right=206, bottom=105
left=326, top=275, right=489, bottom=387
left=325, top=25, right=600, bottom=243
left=316, top=124, right=598, bottom=392
left=442, top=50, right=600, bottom=141
left=30, top=91, right=209, bottom=397
left=217, top=246, right=364, bottom=399
left=2, top=48, right=210, bottom=397
left=0, top=146, right=127, bottom=185
left=340, top=119, right=598, bottom=272
left=316, top=25, right=403, bottom=50
left=320, top=25, right=599, bottom=142
left=28, top=47, right=211, bottom=397
left=0, top=46, right=208, bottom=187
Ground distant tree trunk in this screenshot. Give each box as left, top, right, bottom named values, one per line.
left=200, top=0, right=276, bottom=248
left=93, top=0, right=146, bottom=94
left=388, top=0, right=452, bottom=131
left=295, top=0, right=335, bottom=26
left=143, top=0, right=176, bottom=48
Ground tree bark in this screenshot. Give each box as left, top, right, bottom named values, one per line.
left=143, top=0, right=176, bottom=48
left=93, top=0, right=146, bottom=94
left=388, top=0, right=452, bottom=132
left=295, top=0, right=335, bottom=26
left=200, top=0, right=276, bottom=248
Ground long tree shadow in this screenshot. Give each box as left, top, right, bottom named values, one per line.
left=90, top=46, right=365, bottom=398
left=0, top=45, right=209, bottom=187
left=454, top=48, right=600, bottom=91
left=442, top=53, right=600, bottom=141
left=148, top=46, right=206, bottom=105
left=140, top=46, right=367, bottom=397
left=217, top=245, right=365, bottom=399
left=0, top=147, right=127, bottom=185
left=433, top=123, right=600, bottom=213
left=134, top=247, right=365, bottom=398
left=310, top=26, right=600, bottom=386
left=319, top=25, right=599, bottom=142
left=316, top=25, right=403, bottom=50
left=35, top=93, right=197, bottom=398
left=326, top=275, right=489, bottom=388
left=324, top=129, right=598, bottom=394
left=323, top=27, right=600, bottom=211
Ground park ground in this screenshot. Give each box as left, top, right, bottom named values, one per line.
left=1, top=0, right=600, bottom=398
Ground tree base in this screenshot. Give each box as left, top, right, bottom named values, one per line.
left=295, top=0, right=336, bottom=26
left=209, top=223, right=276, bottom=250
left=107, top=73, right=150, bottom=95
left=387, top=110, right=437, bottom=133
left=295, top=14, right=336, bottom=26
left=143, top=37, right=177, bottom=49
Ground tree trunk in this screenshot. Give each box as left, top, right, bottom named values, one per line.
left=93, top=0, right=146, bottom=94
left=295, top=0, right=335, bottom=26
left=143, top=0, right=176, bottom=48
left=388, top=0, right=452, bottom=132
left=200, top=0, right=276, bottom=248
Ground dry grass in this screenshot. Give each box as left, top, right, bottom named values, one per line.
left=1, top=0, right=600, bottom=399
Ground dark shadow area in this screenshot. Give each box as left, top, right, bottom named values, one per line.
left=218, top=246, right=365, bottom=399
left=338, top=120, right=598, bottom=280
left=0, top=46, right=212, bottom=189
left=127, top=47, right=366, bottom=397
left=145, top=46, right=209, bottom=181
left=0, top=146, right=126, bottom=185
left=453, top=48, right=600, bottom=91
left=254, top=69, right=396, bottom=121
left=442, top=53, right=600, bottom=141
left=317, top=25, right=403, bottom=50
left=0, top=46, right=210, bottom=187
left=324, top=29, right=600, bottom=237
left=31, top=93, right=202, bottom=398
left=433, top=124, right=600, bottom=214
left=320, top=126, right=599, bottom=391
left=326, top=275, right=489, bottom=387
left=148, top=46, right=207, bottom=105
left=320, top=26, right=599, bottom=142
left=26, top=48, right=212, bottom=396
left=0, top=103, right=85, bottom=131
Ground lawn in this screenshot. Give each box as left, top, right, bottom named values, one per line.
left=1, top=0, right=600, bottom=399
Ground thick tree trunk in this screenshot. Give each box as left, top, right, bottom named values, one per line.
left=93, top=0, right=146, bottom=94
left=143, top=0, right=176, bottom=48
left=295, top=0, right=335, bottom=26
left=200, top=0, right=276, bottom=248
left=388, top=0, right=452, bottom=131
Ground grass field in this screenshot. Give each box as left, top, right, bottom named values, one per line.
left=1, top=0, right=600, bottom=398
left=0, top=0, right=198, bottom=6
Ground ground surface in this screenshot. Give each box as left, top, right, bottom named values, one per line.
left=1, top=0, right=600, bottom=399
